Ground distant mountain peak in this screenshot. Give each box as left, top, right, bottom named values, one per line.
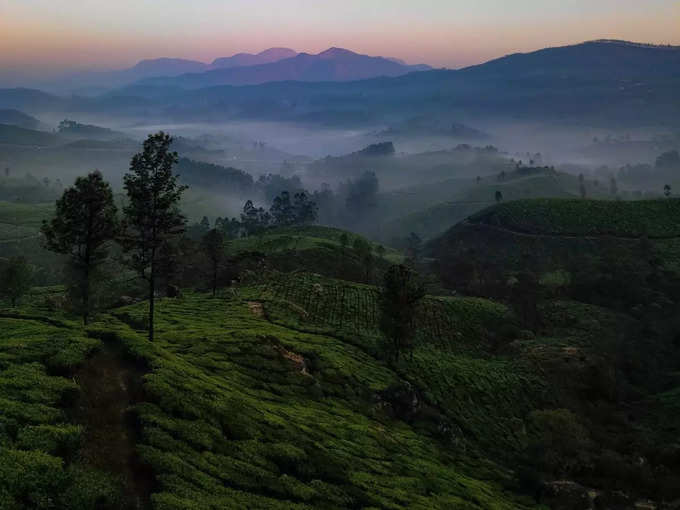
left=210, top=47, right=298, bottom=68
left=584, top=39, right=680, bottom=49
left=257, top=47, right=297, bottom=58
left=318, top=47, right=359, bottom=58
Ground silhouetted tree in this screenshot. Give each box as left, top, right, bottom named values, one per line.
left=241, top=200, right=269, bottom=236
left=292, top=191, right=317, bottom=224
left=656, top=150, right=680, bottom=169
left=216, top=217, right=241, bottom=240
left=121, top=132, right=187, bottom=342
left=270, top=191, right=295, bottom=226
left=201, top=228, right=225, bottom=297
left=345, top=171, right=378, bottom=217
left=406, top=232, right=423, bottom=264
left=0, top=256, right=33, bottom=307
left=379, top=264, right=425, bottom=362
left=609, top=177, right=618, bottom=197
left=578, top=174, right=586, bottom=199
left=41, top=171, right=118, bottom=324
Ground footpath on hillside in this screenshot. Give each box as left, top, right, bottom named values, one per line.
left=73, top=340, right=153, bottom=509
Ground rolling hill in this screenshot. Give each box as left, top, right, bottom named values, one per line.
left=0, top=109, right=41, bottom=130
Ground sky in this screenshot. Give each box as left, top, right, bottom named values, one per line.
left=1, top=0, right=679, bottom=80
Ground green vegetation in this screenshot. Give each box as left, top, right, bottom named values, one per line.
left=0, top=312, right=121, bottom=509
left=99, top=290, right=535, bottom=509
left=471, top=198, right=680, bottom=238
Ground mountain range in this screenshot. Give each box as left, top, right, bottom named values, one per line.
left=2, top=40, right=679, bottom=127
left=30, top=47, right=429, bottom=94
left=136, top=47, right=432, bottom=88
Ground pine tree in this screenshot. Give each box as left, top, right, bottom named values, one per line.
left=0, top=256, right=33, bottom=307
left=121, top=132, right=187, bottom=341
left=379, top=264, right=425, bottom=362
left=41, top=171, right=118, bottom=324
left=201, top=228, right=225, bottom=297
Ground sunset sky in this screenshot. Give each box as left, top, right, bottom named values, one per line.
left=1, top=0, right=678, bottom=81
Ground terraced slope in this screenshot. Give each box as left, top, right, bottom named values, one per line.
left=0, top=311, right=123, bottom=508
left=430, top=198, right=680, bottom=278
left=100, top=290, right=535, bottom=509
left=469, top=198, right=680, bottom=238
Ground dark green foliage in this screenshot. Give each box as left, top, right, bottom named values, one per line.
left=101, top=292, right=530, bottom=509
left=344, top=171, right=378, bottom=217
left=175, top=158, right=253, bottom=192
left=0, top=315, right=115, bottom=509
left=201, top=228, right=225, bottom=296
left=240, top=199, right=270, bottom=236
left=655, top=149, right=680, bottom=169
left=41, top=171, right=118, bottom=324
left=525, top=409, right=591, bottom=477
left=0, top=256, right=33, bottom=306
left=121, top=132, right=187, bottom=341
left=379, top=265, right=425, bottom=361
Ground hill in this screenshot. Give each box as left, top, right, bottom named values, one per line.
left=0, top=124, right=61, bottom=146
left=0, top=109, right=40, bottom=130
left=223, top=225, right=402, bottom=285
left=0, top=88, right=64, bottom=112
left=378, top=168, right=601, bottom=242
left=429, top=197, right=680, bottom=295
left=137, top=47, right=431, bottom=88
left=211, top=48, right=298, bottom=68
left=2, top=263, right=679, bottom=508
left=59, top=40, right=678, bottom=127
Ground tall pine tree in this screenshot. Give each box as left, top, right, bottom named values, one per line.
left=41, top=171, right=118, bottom=324
left=121, top=132, right=187, bottom=341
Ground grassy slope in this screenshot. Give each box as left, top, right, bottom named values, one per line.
left=469, top=197, right=680, bottom=237
left=227, top=225, right=403, bottom=285
left=430, top=197, right=680, bottom=276
left=380, top=171, right=596, bottom=242
left=0, top=200, right=53, bottom=241
left=3, top=275, right=676, bottom=507
left=98, top=288, right=535, bottom=509
left=0, top=291, right=122, bottom=508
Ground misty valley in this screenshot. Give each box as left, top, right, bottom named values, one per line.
left=1, top=36, right=680, bottom=510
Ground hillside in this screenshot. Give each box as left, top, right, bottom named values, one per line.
left=0, top=124, right=61, bottom=147
left=464, top=198, right=680, bottom=238
left=379, top=169, right=603, bottom=242
left=0, top=109, right=41, bottom=130
left=429, top=197, right=680, bottom=294
left=224, top=225, right=402, bottom=285
left=3, top=263, right=679, bottom=508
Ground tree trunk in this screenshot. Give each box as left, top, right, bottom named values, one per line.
left=148, top=252, right=155, bottom=342
left=212, top=261, right=217, bottom=297
left=83, top=262, right=90, bottom=325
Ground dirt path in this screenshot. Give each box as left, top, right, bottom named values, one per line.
left=73, top=341, right=153, bottom=510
